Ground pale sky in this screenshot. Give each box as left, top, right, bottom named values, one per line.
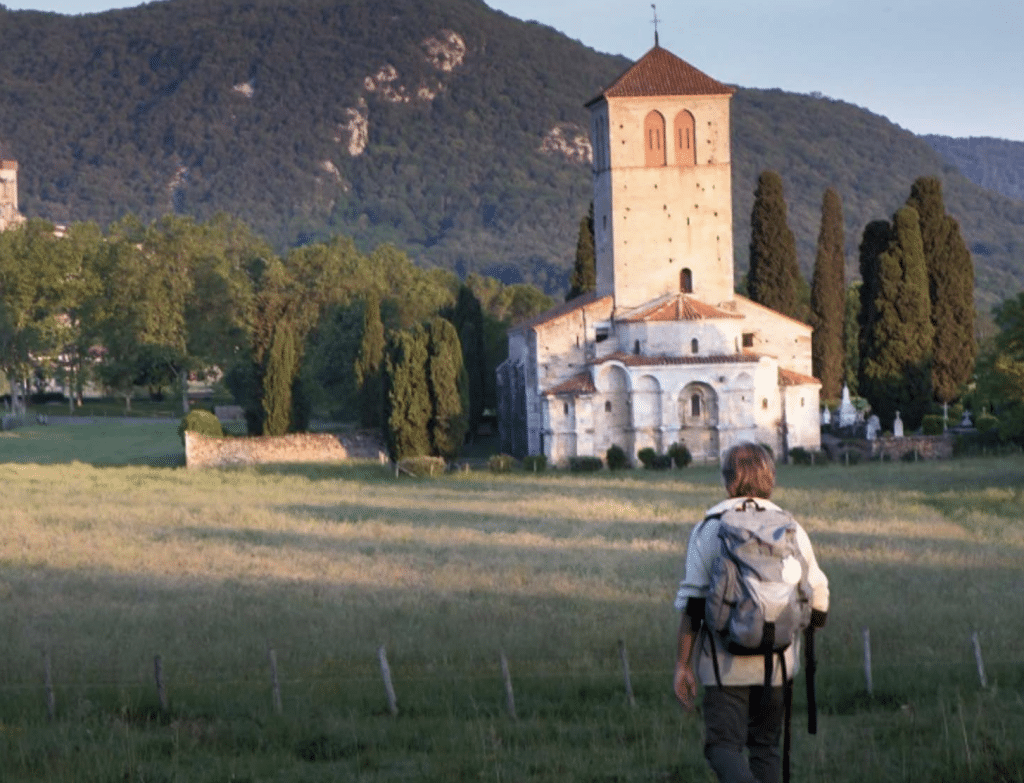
left=5, top=0, right=1024, bottom=141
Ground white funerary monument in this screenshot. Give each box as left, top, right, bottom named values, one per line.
left=497, top=44, right=821, bottom=465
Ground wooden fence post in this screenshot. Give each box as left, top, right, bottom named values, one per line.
left=43, top=649, right=55, bottom=722
left=154, top=654, right=168, bottom=713
left=618, top=640, right=636, bottom=708
left=971, top=632, right=988, bottom=688
left=378, top=645, right=398, bottom=716
left=862, top=627, right=873, bottom=697
left=500, top=651, right=517, bottom=720
left=268, top=645, right=283, bottom=715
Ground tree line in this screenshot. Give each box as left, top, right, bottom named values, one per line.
left=0, top=213, right=554, bottom=458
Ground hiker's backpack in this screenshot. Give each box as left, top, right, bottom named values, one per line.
left=704, top=498, right=812, bottom=680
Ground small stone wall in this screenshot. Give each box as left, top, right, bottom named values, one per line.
left=868, top=434, right=953, bottom=461
left=185, top=430, right=386, bottom=468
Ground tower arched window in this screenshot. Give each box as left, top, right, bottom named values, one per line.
left=691, top=394, right=701, bottom=418
left=681, top=268, right=693, bottom=293
left=691, top=338, right=699, bottom=354
left=674, top=110, right=697, bottom=167
left=644, top=110, right=666, bottom=167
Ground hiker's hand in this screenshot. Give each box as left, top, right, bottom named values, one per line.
left=674, top=664, right=698, bottom=711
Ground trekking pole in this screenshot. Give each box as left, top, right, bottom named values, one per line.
left=804, top=626, right=817, bottom=734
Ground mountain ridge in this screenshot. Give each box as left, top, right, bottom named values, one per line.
left=1, top=0, right=1021, bottom=311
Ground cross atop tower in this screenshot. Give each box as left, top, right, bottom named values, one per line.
left=651, top=4, right=660, bottom=47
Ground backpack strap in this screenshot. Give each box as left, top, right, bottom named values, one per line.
left=705, top=620, right=724, bottom=688
left=697, top=510, right=724, bottom=688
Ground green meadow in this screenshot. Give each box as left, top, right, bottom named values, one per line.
left=0, top=421, right=1022, bottom=782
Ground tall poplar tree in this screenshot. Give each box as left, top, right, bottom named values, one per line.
left=566, top=201, right=595, bottom=301
left=905, top=177, right=976, bottom=404
left=859, top=206, right=934, bottom=429
left=810, top=187, right=846, bottom=400
left=355, top=290, right=385, bottom=428
left=748, top=171, right=801, bottom=320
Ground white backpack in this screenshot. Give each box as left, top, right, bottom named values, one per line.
left=704, top=499, right=812, bottom=684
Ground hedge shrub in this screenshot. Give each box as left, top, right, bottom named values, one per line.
left=668, top=442, right=692, bottom=468
left=605, top=444, right=629, bottom=471
left=921, top=414, right=944, bottom=436
left=488, top=453, right=518, bottom=473
left=178, top=409, right=224, bottom=445
left=522, top=454, right=546, bottom=472
left=568, top=456, right=603, bottom=473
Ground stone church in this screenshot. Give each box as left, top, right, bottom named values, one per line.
left=497, top=44, right=821, bottom=465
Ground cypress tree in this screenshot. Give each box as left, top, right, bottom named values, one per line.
left=856, top=219, right=891, bottom=391
left=810, top=187, right=846, bottom=400
left=355, top=290, right=385, bottom=428
left=566, top=201, right=595, bottom=301
left=425, top=316, right=468, bottom=460
left=860, top=206, right=934, bottom=430
left=905, top=177, right=976, bottom=404
left=383, top=326, right=432, bottom=461
left=843, top=283, right=860, bottom=395
left=449, top=284, right=486, bottom=435
left=262, top=318, right=298, bottom=436
left=748, top=171, right=802, bottom=320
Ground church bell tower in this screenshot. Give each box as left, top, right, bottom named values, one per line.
left=586, top=46, right=736, bottom=312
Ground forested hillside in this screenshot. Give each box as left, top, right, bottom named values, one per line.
left=923, top=135, right=1024, bottom=202
left=1, top=0, right=1022, bottom=310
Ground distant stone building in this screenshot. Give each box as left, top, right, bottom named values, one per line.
left=0, top=159, right=26, bottom=231
left=497, top=45, right=820, bottom=465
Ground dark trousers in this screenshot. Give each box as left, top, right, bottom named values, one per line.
left=702, top=685, right=784, bottom=783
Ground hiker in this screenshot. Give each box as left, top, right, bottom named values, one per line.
left=673, top=442, right=829, bottom=783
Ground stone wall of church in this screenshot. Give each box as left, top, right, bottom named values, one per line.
left=731, top=296, right=814, bottom=377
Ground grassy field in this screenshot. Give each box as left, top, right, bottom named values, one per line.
left=0, top=422, right=1022, bottom=781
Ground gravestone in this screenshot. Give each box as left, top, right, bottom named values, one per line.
left=865, top=414, right=880, bottom=441
left=838, top=384, right=857, bottom=428
left=893, top=411, right=904, bottom=438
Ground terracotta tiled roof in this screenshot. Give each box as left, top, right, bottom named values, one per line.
left=598, top=351, right=759, bottom=368
left=543, top=372, right=597, bottom=397
left=619, top=294, right=745, bottom=323
left=587, top=46, right=735, bottom=106
left=508, top=291, right=614, bottom=334
left=732, top=295, right=813, bottom=331
left=779, top=368, right=821, bottom=387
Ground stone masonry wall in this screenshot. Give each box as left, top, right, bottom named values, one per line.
left=868, top=434, right=953, bottom=461
left=185, top=430, right=386, bottom=468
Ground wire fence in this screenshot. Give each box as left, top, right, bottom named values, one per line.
left=8, top=627, right=1016, bottom=725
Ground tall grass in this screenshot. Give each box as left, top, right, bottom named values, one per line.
left=0, top=424, right=1022, bottom=781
